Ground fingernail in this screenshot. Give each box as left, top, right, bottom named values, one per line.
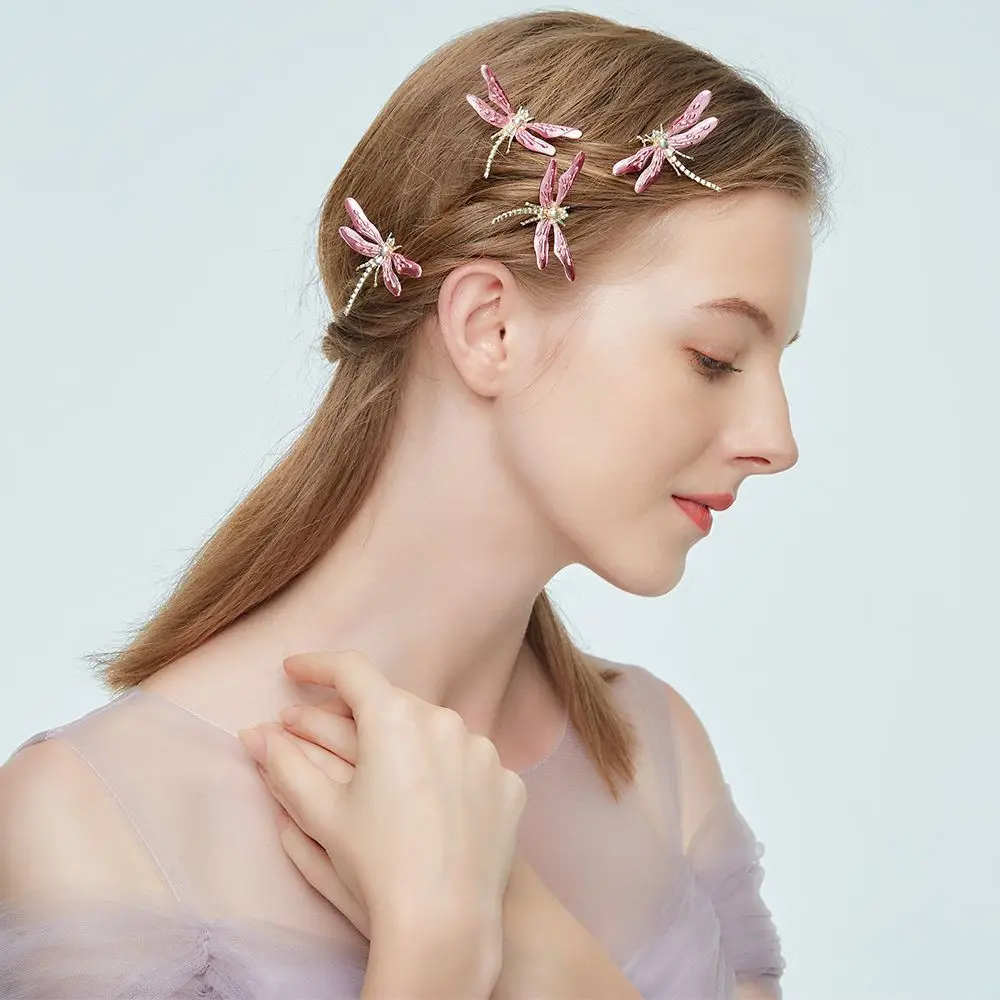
left=278, top=706, right=300, bottom=726
left=237, top=727, right=266, bottom=764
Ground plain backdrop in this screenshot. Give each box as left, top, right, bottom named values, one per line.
left=2, top=3, right=997, bottom=999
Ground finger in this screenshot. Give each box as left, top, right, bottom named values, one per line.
left=280, top=704, right=358, bottom=766
left=256, top=760, right=298, bottom=822
left=287, top=693, right=352, bottom=720
left=317, top=693, right=354, bottom=719
left=245, top=718, right=353, bottom=787
left=282, top=651, right=391, bottom=726
left=281, top=726, right=354, bottom=783
left=251, top=731, right=317, bottom=825
left=275, top=811, right=339, bottom=896
left=253, top=723, right=342, bottom=843
left=252, top=750, right=309, bottom=835
left=275, top=812, right=370, bottom=940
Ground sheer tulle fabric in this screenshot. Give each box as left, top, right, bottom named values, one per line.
left=1, top=664, right=784, bottom=999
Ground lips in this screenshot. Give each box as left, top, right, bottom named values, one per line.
left=671, top=492, right=735, bottom=534
left=674, top=493, right=736, bottom=511
left=673, top=496, right=713, bottom=533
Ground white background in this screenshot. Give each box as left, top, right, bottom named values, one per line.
left=2, top=3, right=997, bottom=998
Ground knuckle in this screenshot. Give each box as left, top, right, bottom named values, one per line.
left=469, top=732, right=500, bottom=761
left=382, top=691, right=413, bottom=723
left=337, top=648, right=373, bottom=674
left=301, top=797, right=337, bottom=842
left=505, top=770, right=528, bottom=804
left=433, top=706, right=467, bottom=733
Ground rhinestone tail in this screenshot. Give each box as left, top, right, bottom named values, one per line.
left=344, top=255, right=384, bottom=315
left=489, top=203, right=542, bottom=225
left=484, top=124, right=519, bottom=179
left=667, top=150, right=721, bottom=192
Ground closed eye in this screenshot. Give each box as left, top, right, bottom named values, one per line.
left=689, top=350, right=744, bottom=382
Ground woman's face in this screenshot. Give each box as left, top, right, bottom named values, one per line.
left=496, top=189, right=812, bottom=597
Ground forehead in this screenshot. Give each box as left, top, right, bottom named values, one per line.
left=598, top=190, right=813, bottom=341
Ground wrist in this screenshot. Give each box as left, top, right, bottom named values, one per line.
left=372, top=888, right=503, bottom=940
left=369, top=905, right=503, bottom=998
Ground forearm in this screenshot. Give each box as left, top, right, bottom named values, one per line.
left=363, top=910, right=502, bottom=1000
left=491, top=859, right=643, bottom=1000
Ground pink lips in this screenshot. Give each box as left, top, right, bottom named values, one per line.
left=671, top=493, right=735, bottom=534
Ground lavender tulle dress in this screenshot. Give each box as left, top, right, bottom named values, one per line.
left=0, top=663, right=785, bottom=998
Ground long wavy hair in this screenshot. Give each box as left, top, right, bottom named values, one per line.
left=87, top=10, right=831, bottom=801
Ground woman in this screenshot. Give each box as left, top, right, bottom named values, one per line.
left=0, top=9, right=829, bottom=998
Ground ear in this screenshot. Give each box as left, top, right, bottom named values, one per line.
left=435, top=260, right=532, bottom=398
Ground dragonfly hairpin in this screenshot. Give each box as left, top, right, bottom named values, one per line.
left=612, top=89, right=722, bottom=194
left=490, top=151, right=585, bottom=282
left=466, top=63, right=583, bottom=179
left=337, top=197, right=422, bottom=315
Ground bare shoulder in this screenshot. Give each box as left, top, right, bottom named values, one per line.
left=586, top=652, right=722, bottom=763
left=586, top=654, right=727, bottom=843
left=0, top=738, right=168, bottom=903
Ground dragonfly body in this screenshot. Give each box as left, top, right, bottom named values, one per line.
left=338, top=200, right=422, bottom=315
left=467, top=64, right=582, bottom=178
left=613, top=90, right=721, bottom=193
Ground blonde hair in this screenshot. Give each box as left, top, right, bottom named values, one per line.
left=88, top=10, right=831, bottom=801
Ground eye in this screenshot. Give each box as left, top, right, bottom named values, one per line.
left=689, top=350, right=744, bottom=382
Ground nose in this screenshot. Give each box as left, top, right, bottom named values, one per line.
left=728, top=377, right=799, bottom=476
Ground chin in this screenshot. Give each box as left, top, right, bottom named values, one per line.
left=585, top=546, right=688, bottom=598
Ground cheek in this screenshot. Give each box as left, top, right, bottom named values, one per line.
left=584, top=349, right=711, bottom=473
left=496, top=349, right=701, bottom=516
left=492, top=350, right=613, bottom=512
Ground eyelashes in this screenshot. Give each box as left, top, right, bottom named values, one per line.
left=689, top=349, right=744, bottom=382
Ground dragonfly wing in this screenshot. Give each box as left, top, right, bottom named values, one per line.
left=538, top=157, right=558, bottom=207
left=339, top=226, right=381, bottom=258
left=668, top=89, right=712, bottom=135
left=528, top=121, right=583, bottom=140
left=466, top=94, right=508, bottom=129
left=343, top=198, right=384, bottom=245
left=381, top=256, right=402, bottom=297
left=556, top=151, right=585, bottom=204
left=635, top=147, right=667, bottom=193
left=391, top=252, right=422, bottom=278
left=481, top=64, right=513, bottom=116
left=552, top=224, right=575, bottom=282
left=612, top=144, right=654, bottom=176
left=515, top=127, right=556, bottom=156
left=533, top=218, right=552, bottom=270
left=670, top=116, right=718, bottom=149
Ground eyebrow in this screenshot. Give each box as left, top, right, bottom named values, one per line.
left=694, top=296, right=800, bottom=345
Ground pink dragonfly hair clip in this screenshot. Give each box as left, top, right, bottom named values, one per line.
left=466, top=63, right=583, bottom=179
left=490, top=151, right=585, bottom=282
left=612, top=89, right=722, bottom=194
left=337, top=197, right=422, bottom=315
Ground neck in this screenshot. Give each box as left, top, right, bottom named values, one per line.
left=143, top=363, right=576, bottom=744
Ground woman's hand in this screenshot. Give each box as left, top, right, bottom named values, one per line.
left=245, top=665, right=641, bottom=1000
left=237, top=650, right=527, bottom=948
